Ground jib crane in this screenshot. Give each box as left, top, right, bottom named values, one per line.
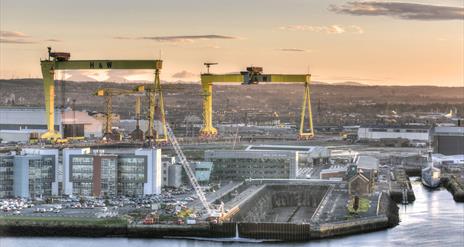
left=166, top=123, right=222, bottom=218
left=200, top=66, right=314, bottom=139
left=39, top=47, right=163, bottom=141
left=94, top=85, right=145, bottom=141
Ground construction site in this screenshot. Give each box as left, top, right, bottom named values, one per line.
left=1, top=48, right=463, bottom=242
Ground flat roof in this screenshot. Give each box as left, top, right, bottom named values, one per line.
left=246, top=144, right=321, bottom=152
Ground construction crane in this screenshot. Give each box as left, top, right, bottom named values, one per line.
left=94, top=85, right=145, bottom=141
left=39, top=47, right=163, bottom=141
left=203, top=62, right=218, bottom=74
left=199, top=66, right=314, bottom=139
left=166, top=123, right=222, bottom=218
left=131, top=96, right=144, bottom=141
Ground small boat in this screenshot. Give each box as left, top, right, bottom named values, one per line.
left=421, top=148, right=441, bottom=188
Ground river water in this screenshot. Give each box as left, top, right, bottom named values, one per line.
left=1, top=179, right=463, bottom=247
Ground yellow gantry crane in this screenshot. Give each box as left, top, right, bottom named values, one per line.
left=39, top=47, right=163, bottom=142
left=143, top=73, right=168, bottom=143
left=94, top=85, right=145, bottom=141
left=200, top=66, right=314, bottom=139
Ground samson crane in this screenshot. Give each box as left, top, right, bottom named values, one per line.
left=200, top=66, right=314, bottom=139
left=94, top=85, right=145, bottom=141
left=39, top=47, right=163, bottom=142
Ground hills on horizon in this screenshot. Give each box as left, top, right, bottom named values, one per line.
left=1, top=78, right=461, bottom=88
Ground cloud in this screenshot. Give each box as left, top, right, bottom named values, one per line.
left=115, top=35, right=238, bottom=43
left=0, top=31, right=28, bottom=38
left=45, top=39, right=61, bottom=42
left=0, top=38, right=36, bottom=44
left=279, top=25, right=364, bottom=34
left=172, top=70, right=198, bottom=79
left=277, top=48, right=311, bottom=53
left=330, top=2, right=464, bottom=20
left=0, top=30, right=36, bottom=44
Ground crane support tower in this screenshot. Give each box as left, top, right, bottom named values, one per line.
left=94, top=85, right=145, bottom=141
left=39, top=47, right=163, bottom=141
left=143, top=73, right=168, bottom=144
left=199, top=66, right=314, bottom=139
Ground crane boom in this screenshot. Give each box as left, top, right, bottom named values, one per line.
left=165, top=123, right=212, bottom=215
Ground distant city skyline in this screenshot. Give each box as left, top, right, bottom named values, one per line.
left=0, top=0, right=463, bottom=86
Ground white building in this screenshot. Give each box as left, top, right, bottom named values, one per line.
left=0, top=107, right=103, bottom=142
left=358, top=125, right=431, bottom=142
left=62, top=148, right=162, bottom=196
left=0, top=107, right=61, bottom=143
left=244, top=144, right=330, bottom=165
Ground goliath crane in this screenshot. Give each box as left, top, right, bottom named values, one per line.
left=39, top=47, right=163, bottom=142
left=200, top=66, right=314, bottom=139
left=94, top=85, right=144, bottom=141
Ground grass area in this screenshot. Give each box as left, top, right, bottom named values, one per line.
left=0, top=216, right=127, bottom=227
left=347, top=197, right=370, bottom=214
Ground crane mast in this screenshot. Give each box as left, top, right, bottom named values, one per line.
left=165, top=123, right=212, bottom=215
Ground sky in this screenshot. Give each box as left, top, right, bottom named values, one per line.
left=0, top=0, right=463, bottom=86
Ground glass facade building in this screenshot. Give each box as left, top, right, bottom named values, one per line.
left=64, top=148, right=160, bottom=197
left=0, top=156, right=14, bottom=198
left=117, top=156, right=147, bottom=196
left=70, top=156, right=94, bottom=196
left=0, top=151, right=58, bottom=199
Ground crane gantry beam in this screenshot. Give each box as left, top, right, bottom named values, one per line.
left=39, top=47, right=162, bottom=141
left=200, top=67, right=314, bottom=139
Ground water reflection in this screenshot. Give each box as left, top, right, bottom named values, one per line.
left=1, top=180, right=463, bottom=247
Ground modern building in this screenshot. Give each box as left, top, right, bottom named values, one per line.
left=205, top=150, right=298, bottom=181
left=0, top=155, right=14, bottom=198
left=244, top=144, right=330, bottom=165
left=63, top=148, right=162, bottom=197
left=432, top=126, right=464, bottom=155
left=0, top=149, right=59, bottom=198
left=358, top=125, right=431, bottom=142
left=191, top=161, right=213, bottom=184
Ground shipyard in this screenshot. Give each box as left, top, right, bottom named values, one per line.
left=1, top=1, right=463, bottom=246
left=0, top=48, right=462, bottom=243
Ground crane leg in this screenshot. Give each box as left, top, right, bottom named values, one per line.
left=40, top=62, right=62, bottom=140
left=154, top=69, right=168, bottom=144
left=104, top=95, right=112, bottom=135
left=200, top=82, right=217, bottom=137
left=147, top=90, right=155, bottom=142
left=299, top=81, right=314, bottom=139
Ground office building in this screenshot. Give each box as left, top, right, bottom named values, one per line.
left=205, top=150, right=298, bottom=181
left=63, top=148, right=162, bottom=197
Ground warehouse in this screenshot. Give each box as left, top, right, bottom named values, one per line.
left=0, top=107, right=61, bottom=143
left=0, top=107, right=102, bottom=143
left=432, top=126, right=464, bottom=155
left=357, top=125, right=431, bottom=142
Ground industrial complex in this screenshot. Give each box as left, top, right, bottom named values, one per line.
left=0, top=48, right=463, bottom=242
